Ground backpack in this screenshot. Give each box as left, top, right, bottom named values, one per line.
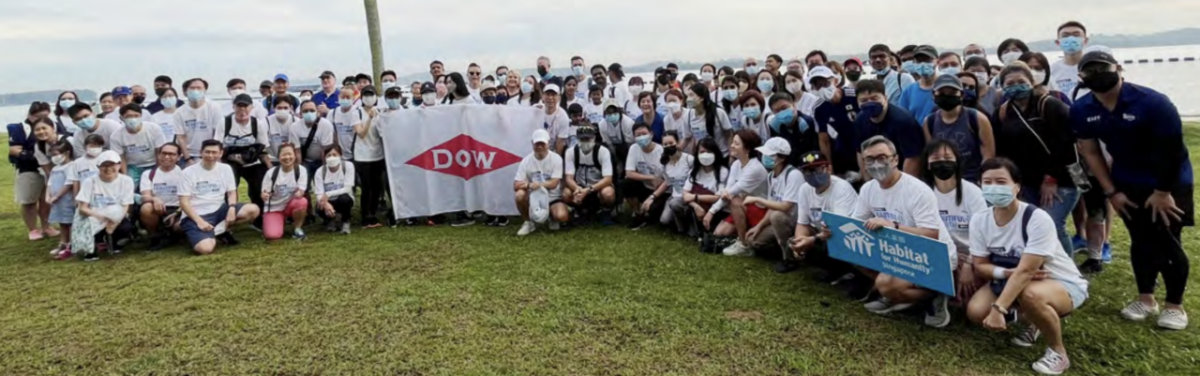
left=222, top=116, right=264, bottom=165
left=998, top=94, right=1050, bottom=124
left=573, top=144, right=604, bottom=173
left=6, top=122, right=35, bottom=167
left=327, top=107, right=364, bottom=160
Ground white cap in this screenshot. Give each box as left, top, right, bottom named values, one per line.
left=543, top=84, right=561, bottom=94
left=756, top=137, right=792, bottom=156
left=1084, top=45, right=1114, bottom=56
left=807, top=66, right=835, bottom=81
left=97, top=150, right=122, bottom=165
left=531, top=129, right=551, bottom=145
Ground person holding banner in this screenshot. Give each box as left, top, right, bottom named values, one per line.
left=789, top=151, right=859, bottom=277
left=709, top=130, right=768, bottom=257
left=745, top=138, right=805, bottom=272
left=854, top=135, right=956, bottom=328
left=563, top=125, right=616, bottom=225
left=967, top=158, right=1089, bottom=376
left=514, top=129, right=568, bottom=236
left=921, top=139, right=989, bottom=302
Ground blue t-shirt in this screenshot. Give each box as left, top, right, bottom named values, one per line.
left=854, top=105, right=926, bottom=167
left=311, top=89, right=342, bottom=114
left=1071, top=83, right=1192, bottom=191
left=814, top=96, right=860, bottom=173
left=634, top=114, right=666, bottom=144
left=897, top=83, right=935, bottom=129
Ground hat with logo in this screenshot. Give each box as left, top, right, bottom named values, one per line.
left=233, top=94, right=255, bottom=106
left=531, top=129, right=551, bottom=145
left=933, top=74, right=963, bottom=91
left=274, top=73, right=289, bottom=83
left=319, top=70, right=336, bottom=79
left=112, top=86, right=132, bottom=97
left=97, top=150, right=122, bottom=166
left=756, top=137, right=792, bottom=156
left=913, top=45, right=939, bottom=60
left=1080, top=49, right=1119, bottom=69
left=576, top=125, right=599, bottom=140
left=807, top=66, right=835, bottom=81
left=420, top=82, right=436, bottom=95
left=797, top=151, right=829, bottom=169
left=259, top=80, right=273, bottom=89
left=543, top=83, right=561, bottom=94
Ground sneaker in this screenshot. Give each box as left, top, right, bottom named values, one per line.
left=54, top=248, right=73, bottom=261
left=485, top=216, right=499, bottom=227
left=924, top=295, right=952, bottom=328
left=864, top=297, right=909, bottom=314
left=451, top=216, right=476, bottom=227
left=404, top=218, right=420, bottom=227
left=216, top=233, right=240, bottom=246
left=1031, top=348, right=1070, bottom=375
left=1071, top=234, right=1086, bottom=253
left=1012, top=324, right=1041, bottom=347
left=1120, top=300, right=1160, bottom=321
left=293, top=228, right=308, bottom=241
left=49, top=243, right=66, bottom=256
left=495, top=217, right=510, bottom=227
left=517, top=221, right=536, bottom=236
left=599, top=210, right=615, bottom=226
left=722, top=241, right=753, bottom=257
left=1157, top=308, right=1189, bottom=330
left=43, top=227, right=60, bottom=237
left=1078, top=259, right=1104, bottom=274
left=548, top=221, right=560, bottom=231
left=340, top=223, right=352, bottom=235
left=773, top=261, right=800, bottom=274
left=28, top=229, right=44, bottom=241
left=1102, top=242, right=1113, bottom=264
left=83, top=252, right=99, bottom=262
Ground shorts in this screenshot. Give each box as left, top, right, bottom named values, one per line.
left=620, top=179, right=655, bottom=201
left=180, top=203, right=244, bottom=248
left=279, top=197, right=309, bottom=217
left=990, top=278, right=1088, bottom=311
left=49, top=198, right=76, bottom=225
left=1081, top=176, right=1108, bottom=222
left=724, top=203, right=768, bottom=227
left=14, top=172, right=44, bottom=205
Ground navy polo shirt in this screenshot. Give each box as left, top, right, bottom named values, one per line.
left=814, top=93, right=861, bottom=173
left=1071, top=82, right=1192, bottom=192
left=634, top=113, right=665, bottom=144
left=311, top=89, right=342, bottom=112
left=853, top=104, right=926, bottom=166
left=773, top=112, right=820, bottom=166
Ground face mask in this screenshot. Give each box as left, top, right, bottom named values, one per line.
left=940, top=67, right=960, bottom=76
left=698, top=152, right=716, bottom=166
left=914, top=62, right=936, bottom=77
left=382, top=81, right=396, bottom=89
left=761, top=154, right=776, bottom=170
left=133, top=95, right=147, bottom=105
left=325, top=156, right=342, bottom=167
left=520, top=82, right=534, bottom=94
left=86, top=147, right=102, bottom=158
left=1003, top=84, right=1033, bottom=101
left=965, top=53, right=986, bottom=61
left=860, top=101, right=884, bottom=118
left=572, top=66, right=586, bottom=76
left=786, top=82, right=804, bottom=94
left=606, top=114, right=620, bottom=125
left=300, top=95, right=313, bottom=102
left=1031, top=70, right=1047, bottom=84
left=422, top=93, right=438, bottom=104
left=412, top=98, right=423, bottom=106
left=1001, top=51, right=1022, bottom=65
left=495, top=92, right=509, bottom=104
left=929, top=160, right=957, bottom=180
left=362, top=96, right=378, bottom=107
left=186, top=89, right=205, bottom=102
left=497, top=74, right=508, bottom=84
left=154, top=88, right=167, bottom=97
left=76, top=116, right=96, bottom=131
left=701, top=72, right=714, bottom=82
left=901, top=61, right=915, bottom=73
left=982, top=184, right=1016, bottom=207
left=51, top=155, right=66, bottom=165
left=275, top=111, right=291, bottom=121
left=743, top=107, right=761, bottom=119
left=635, top=134, right=652, bottom=148
left=846, top=71, right=862, bottom=82
left=963, top=90, right=978, bottom=108
left=59, top=99, right=76, bottom=109
left=685, top=98, right=701, bottom=108
left=482, top=96, right=496, bottom=105
left=229, top=89, right=246, bottom=97
left=973, top=72, right=989, bottom=86
left=817, top=86, right=837, bottom=102
left=804, top=170, right=831, bottom=188
left=161, top=97, right=178, bottom=109
left=380, top=98, right=399, bottom=109
left=338, top=99, right=353, bottom=107
left=933, top=95, right=963, bottom=111
left=721, top=89, right=738, bottom=101
left=302, top=112, right=318, bottom=123
left=774, top=108, right=796, bottom=128
left=537, top=66, right=549, bottom=78
left=663, top=145, right=678, bottom=156
left=667, top=102, right=682, bottom=114
left=866, top=160, right=893, bottom=181
left=1059, top=36, right=1084, bottom=55
left=1082, top=71, right=1120, bottom=93
left=578, top=141, right=594, bottom=154
left=874, top=66, right=891, bottom=75
left=629, top=85, right=644, bottom=93
left=757, top=80, right=774, bottom=93
left=123, top=118, right=141, bottom=131
left=746, top=66, right=761, bottom=75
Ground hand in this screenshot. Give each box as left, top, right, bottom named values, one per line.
left=529, top=182, right=541, bottom=191
left=1040, top=180, right=1060, bottom=209
left=1109, top=192, right=1138, bottom=219
left=817, top=227, right=832, bottom=241
left=186, top=158, right=198, bottom=166
left=1031, top=270, right=1051, bottom=281
left=366, top=107, right=378, bottom=118
left=864, top=218, right=893, bottom=231
left=956, top=266, right=980, bottom=303
left=743, top=196, right=759, bottom=207
left=318, top=104, right=329, bottom=114
left=153, top=200, right=166, bottom=214
left=197, top=219, right=214, bottom=232
left=261, top=192, right=271, bottom=202
left=45, top=195, right=55, bottom=205
left=718, top=190, right=731, bottom=201
left=790, top=236, right=813, bottom=255
left=641, top=197, right=654, bottom=213
left=982, top=309, right=1007, bottom=332
left=1145, top=190, right=1184, bottom=226
left=226, top=209, right=237, bottom=226
left=746, top=226, right=761, bottom=241
left=323, top=203, right=336, bottom=217
left=703, top=212, right=714, bottom=229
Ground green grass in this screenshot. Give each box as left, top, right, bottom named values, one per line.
left=1, top=126, right=1199, bottom=376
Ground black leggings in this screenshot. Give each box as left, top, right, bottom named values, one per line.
left=95, top=218, right=134, bottom=248
left=355, top=160, right=386, bottom=224
left=230, top=163, right=268, bottom=212
left=1123, top=187, right=1193, bottom=305
left=321, top=195, right=355, bottom=221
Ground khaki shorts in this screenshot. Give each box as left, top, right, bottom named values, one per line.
left=14, top=172, right=45, bottom=205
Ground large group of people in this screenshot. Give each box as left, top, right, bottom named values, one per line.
left=7, top=20, right=1193, bottom=374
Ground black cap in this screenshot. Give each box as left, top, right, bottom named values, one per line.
left=355, top=73, right=372, bottom=82
left=1080, top=50, right=1119, bottom=69
left=384, top=87, right=403, bottom=97
left=667, top=62, right=679, bottom=69
left=361, top=85, right=377, bottom=96
left=233, top=94, right=255, bottom=106
left=913, top=45, right=938, bottom=60
left=343, top=76, right=356, bottom=86
left=607, top=63, right=623, bottom=73
left=655, top=67, right=669, bottom=76
left=576, top=125, right=598, bottom=139
left=420, top=82, right=436, bottom=94
left=320, top=70, right=336, bottom=79
left=259, top=80, right=273, bottom=89
left=797, top=151, right=829, bottom=169
left=567, top=103, right=583, bottom=114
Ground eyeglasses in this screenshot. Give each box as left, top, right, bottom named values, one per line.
left=863, top=154, right=894, bottom=164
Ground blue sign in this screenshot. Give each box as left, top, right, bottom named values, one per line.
left=822, top=212, right=956, bottom=296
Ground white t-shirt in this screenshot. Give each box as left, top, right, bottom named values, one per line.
left=328, top=107, right=365, bottom=161
left=150, top=110, right=179, bottom=141
left=77, top=174, right=135, bottom=210
left=797, top=92, right=821, bottom=118
left=625, top=143, right=664, bottom=190
left=261, top=165, right=309, bottom=211
left=287, top=119, right=335, bottom=162
left=741, top=110, right=771, bottom=141
left=109, top=123, right=168, bottom=168
left=711, top=158, right=769, bottom=213
left=222, top=116, right=271, bottom=167
left=70, top=119, right=122, bottom=159
left=683, top=166, right=729, bottom=194
left=853, top=173, right=957, bottom=265
left=34, top=135, right=71, bottom=166
left=564, top=145, right=613, bottom=187
left=353, top=113, right=385, bottom=163
left=543, top=108, right=571, bottom=149
left=263, top=114, right=295, bottom=162
left=514, top=152, right=565, bottom=200
left=582, top=101, right=606, bottom=126
left=768, top=167, right=804, bottom=218
left=795, top=175, right=859, bottom=231
left=174, top=101, right=226, bottom=156
left=684, top=108, right=733, bottom=155
left=970, top=202, right=1089, bottom=291
left=1050, top=59, right=1086, bottom=100
left=601, top=116, right=635, bottom=146
left=179, top=162, right=236, bottom=215
left=314, top=162, right=356, bottom=200
left=139, top=166, right=184, bottom=207
left=663, top=109, right=688, bottom=137
left=68, top=156, right=101, bottom=184
left=934, top=181, right=989, bottom=256
left=662, top=154, right=694, bottom=198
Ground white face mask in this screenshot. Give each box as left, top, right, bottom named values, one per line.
left=1031, top=70, right=1047, bottom=84
left=666, top=102, right=682, bottom=114
left=1001, top=51, right=1022, bottom=65
left=325, top=156, right=342, bottom=167
left=275, top=110, right=291, bottom=122
left=422, top=93, right=437, bottom=105
left=817, top=86, right=837, bottom=102
left=698, top=152, right=716, bottom=166
left=299, top=96, right=313, bottom=102
left=229, top=89, right=246, bottom=97
left=701, top=72, right=715, bottom=82
left=362, top=96, right=378, bottom=107
left=86, top=147, right=102, bottom=158
left=974, top=72, right=989, bottom=86
left=629, top=85, right=644, bottom=93
left=786, top=82, right=804, bottom=94
left=51, top=155, right=66, bottom=165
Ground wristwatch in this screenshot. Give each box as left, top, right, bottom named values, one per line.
left=893, top=221, right=900, bottom=230
left=991, top=303, right=1008, bottom=315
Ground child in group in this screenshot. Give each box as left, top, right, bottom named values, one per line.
left=45, top=141, right=77, bottom=260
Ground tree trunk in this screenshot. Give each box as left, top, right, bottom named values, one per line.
left=363, top=0, right=385, bottom=86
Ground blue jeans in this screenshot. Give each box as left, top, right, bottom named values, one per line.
left=1021, top=185, right=1081, bottom=254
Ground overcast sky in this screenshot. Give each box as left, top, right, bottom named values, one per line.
left=4, top=0, right=1197, bottom=94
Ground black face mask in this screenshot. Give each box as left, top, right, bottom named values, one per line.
left=154, top=88, right=167, bottom=97
left=412, top=98, right=423, bottom=106
left=1082, top=71, right=1120, bottom=94
left=933, top=95, right=962, bottom=111
left=495, top=93, right=509, bottom=104
left=132, top=95, right=147, bottom=105
left=656, top=75, right=670, bottom=86
left=537, top=66, right=549, bottom=77
left=929, top=160, right=958, bottom=181
left=663, top=145, right=677, bottom=156
left=846, top=71, right=862, bottom=82
left=482, top=96, right=496, bottom=105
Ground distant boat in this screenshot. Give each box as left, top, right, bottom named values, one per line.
left=1169, top=58, right=1180, bottom=62
left=1186, top=57, right=1197, bottom=62
left=1153, top=58, right=1164, bottom=63
left=1138, top=59, right=1150, bottom=63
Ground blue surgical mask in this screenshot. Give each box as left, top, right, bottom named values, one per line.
left=303, top=112, right=318, bottom=123
left=572, top=66, right=586, bottom=76
left=915, top=62, right=936, bottom=77
left=123, top=118, right=140, bottom=131
left=774, top=108, right=795, bottom=128
left=338, top=99, right=353, bottom=107
left=161, top=97, right=178, bottom=109
left=901, top=61, right=915, bottom=73
left=520, top=82, right=534, bottom=94
left=747, top=66, right=762, bottom=75
left=761, top=154, right=776, bottom=170
left=860, top=101, right=885, bottom=118
left=386, top=98, right=401, bottom=110
left=940, top=67, right=960, bottom=76
left=186, top=89, right=205, bottom=102
left=605, top=114, right=620, bottom=125
left=722, top=89, right=738, bottom=101
left=76, top=116, right=96, bottom=131
left=982, top=184, right=1016, bottom=207
left=875, top=67, right=891, bottom=76
left=757, top=80, right=774, bottom=93
left=635, top=134, right=652, bottom=148
left=743, top=107, right=761, bottom=120
left=59, top=99, right=75, bottom=109
left=1059, top=36, right=1084, bottom=55
left=803, top=170, right=831, bottom=188
left=1003, top=84, right=1033, bottom=101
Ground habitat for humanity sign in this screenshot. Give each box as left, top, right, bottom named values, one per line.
left=821, top=212, right=956, bottom=296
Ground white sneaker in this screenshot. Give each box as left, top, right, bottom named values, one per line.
left=340, top=223, right=351, bottom=235
left=517, top=221, right=536, bottom=236
left=722, top=241, right=753, bottom=257
left=1120, top=300, right=1160, bottom=321
left=548, top=221, right=560, bottom=231
left=1012, top=324, right=1041, bottom=348
left=864, top=298, right=913, bottom=315
left=924, top=295, right=951, bottom=328
left=1031, top=348, right=1070, bottom=375
left=1158, top=308, right=1189, bottom=330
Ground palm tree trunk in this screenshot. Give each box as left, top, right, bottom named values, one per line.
left=363, top=0, right=385, bottom=85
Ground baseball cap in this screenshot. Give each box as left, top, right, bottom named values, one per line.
left=576, top=125, right=598, bottom=139
left=607, top=63, right=623, bottom=73
left=97, top=150, right=121, bottom=165
left=360, top=85, right=377, bottom=96
left=259, top=80, right=273, bottom=89
left=543, top=84, right=561, bottom=94
left=933, top=74, right=963, bottom=91
left=112, top=86, right=132, bottom=97
left=602, top=99, right=622, bottom=112
left=355, top=73, right=372, bottom=82
left=1080, top=49, right=1119, bottom=69
left=807, top=66, right=835, bottom=81
left=233, top=94, right=255, bottom=106
left=273, top=73, right=289, bottom=83
left=384, top=87, right=404, bottom=97
left=420, top=82, right=436, bottom=94
left=913, top=45, right=938, bottom=60
left=756, top=137, right=792, bottom=156
left=797, top=151, right=829, bottom=169
left=481, top=80, right=496, bottom=91
left=319, top=70, right=336, bottom=79
left=843, top=57, right=863, bottom=68
left=531, top=129, right=551, bottom=145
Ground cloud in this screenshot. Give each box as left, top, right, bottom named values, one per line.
left=1, top=0, right=1194, bottom=94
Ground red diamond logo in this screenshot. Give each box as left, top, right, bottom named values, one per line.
left=405, top=134, right=523, bottom=180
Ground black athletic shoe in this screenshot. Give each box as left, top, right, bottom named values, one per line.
left=1078, top=259, right=1105, bottom=274
left=217, top=233, right=240, bottom=246
left=773, top=261, right=800, bottom=274
left=495, top=217, right=510, bottom=227
left=83, top=252, right=100, bottom=262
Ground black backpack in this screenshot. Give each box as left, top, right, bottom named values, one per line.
left=265, top=165, right=303, bottom=212
left=222, top=116, right=264, bottom=165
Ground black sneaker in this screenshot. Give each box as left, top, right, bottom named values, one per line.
left=484, top=216, right=497, bottom=227
left=83, top=252, right=99, bottom=262
left=147, top=237, right=164, bottom=252
left=325, top=220, right=339, bottom=233
left=1078, top=259, right=1105, bottom=274
left=773, top=261, right=800, bottom=274
left=628, top=215, right=648, bottom=230
left=217, top=233, right=240, bottom=246
left=495, top=217, right=510, bottom=227
left=451, top=216, right=476, bottom=227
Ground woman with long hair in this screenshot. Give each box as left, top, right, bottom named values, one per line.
left=509, top=75, right=542, bottom=107
left=442, top=72, right=479, bottom=105
left=920, top=139, right=988, bottom=302
left=686, top=83, right=733, bottom=158
left=681, top=137, right=729, bottom=243
left=53, top=91, right=81, bottom=133
left=707, top=130, right=768, bottom=256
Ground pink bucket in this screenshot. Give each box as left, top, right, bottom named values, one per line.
left=262, top=212, right=285, bottom=240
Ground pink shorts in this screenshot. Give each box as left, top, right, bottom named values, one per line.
left=281, top=197, right=308, bottom=217
left=264, top=197, right=308, bottom=240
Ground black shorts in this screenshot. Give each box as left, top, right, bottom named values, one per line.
left=1081, top=177, right=1108, bottom=221
left=620, top=179, right=654, bottom=201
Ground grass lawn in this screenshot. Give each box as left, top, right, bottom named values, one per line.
left=1, top=125, right=1198, bottom=375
